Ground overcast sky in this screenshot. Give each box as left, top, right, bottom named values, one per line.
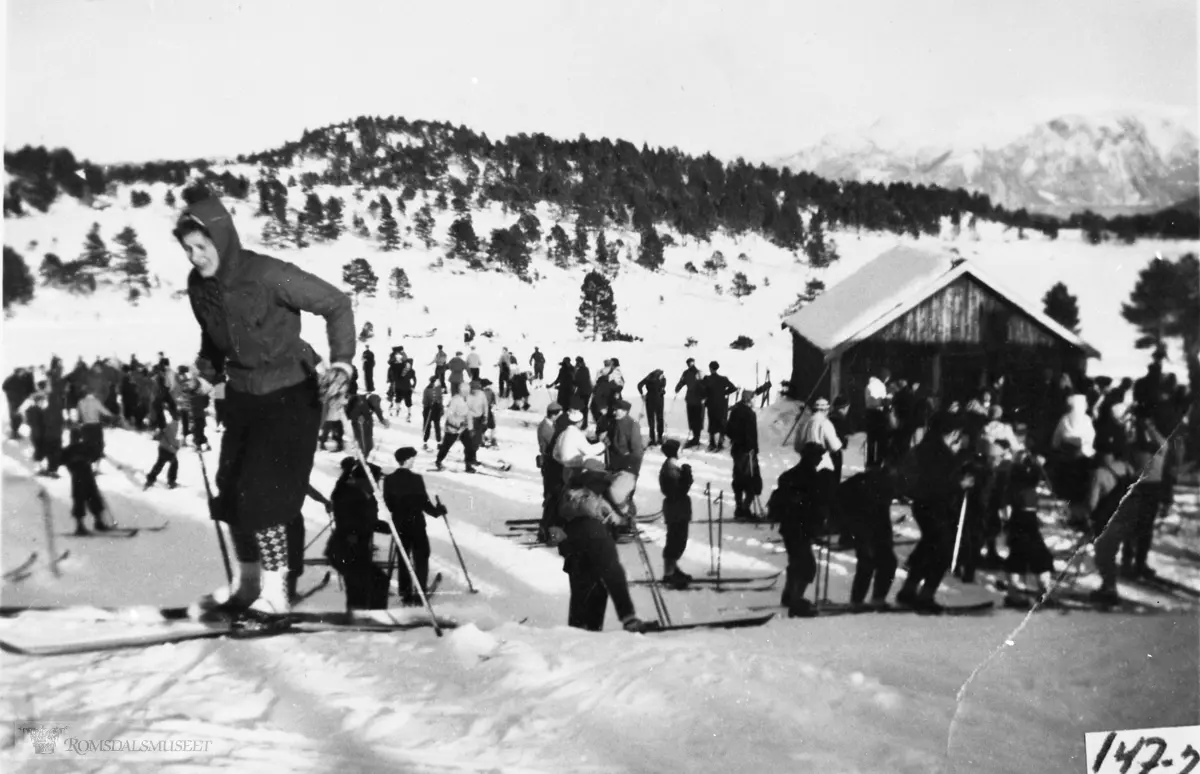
left=5, top=0, right=1197, bottom=164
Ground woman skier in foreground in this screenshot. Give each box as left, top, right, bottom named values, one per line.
left=174, top=185, right=356, bottom=623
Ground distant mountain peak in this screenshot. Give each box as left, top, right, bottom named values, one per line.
left=775, top=110, right=1199, bottom=213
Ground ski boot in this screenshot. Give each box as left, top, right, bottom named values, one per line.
left=235, top=570, right=293, bottom=635
left=195, top=561, right=262, bottom=616
left=622, top=615, right=661, bottom=633
left=73, top=519, right=89, bottom=537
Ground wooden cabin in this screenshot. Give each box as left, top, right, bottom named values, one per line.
left=782, top=245, right=1100, bottom=419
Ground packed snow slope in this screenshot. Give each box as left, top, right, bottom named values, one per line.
left=2, top=182, right=1198, bottom=386
left=1, top=385, right=1198, bottom=773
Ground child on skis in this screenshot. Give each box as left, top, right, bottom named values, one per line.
left=144, top=407, right=182, bottom=489
left=62, top=427, right=116, bottom=535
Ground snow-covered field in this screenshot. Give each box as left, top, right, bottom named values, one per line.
left=2, top=186, right=1198, bottom=772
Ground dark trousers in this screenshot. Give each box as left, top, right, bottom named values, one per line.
left=563, top=517, right=636, bottom=631
left=288, top=516, right=305, bottom=591
left=955, top=506, right=987, bottom=583
left=192, top=410, right=208, bottom=447
left=329, top=530, right=388, bottom=609
left=81, top=423, right=105, bottom=463
left=499, top=371, right=510, bottom=398
left=215, top=380, right=323, bottom=533
left=146, top=448, right=179, bottom=485
left=214, top=399, right=226, bottom=427
left=319, top=420, right=344, bottom=449
left=905, top=500, right=955, bottom=596
left=395, top=525, right=431, bottom=600
left=780, top=525, right=816, bottom=609
left=422, top=405, right=443, bottom=442
left=469, top=367, right=480, bottom=380
left=541, top=466, right=564, bottom=529
left=364, top=367, right=375, bottom=394
left=435, top=430, right=477, bottom=467
left=706, top=405, right=727, bottom=445
left=1121, top=483, right=1163, bottom=571
left=533, top=364, right=544, bottom=380
left=7, top=401, right=21, bottom=439
left=70, top=467, right=105, bottom=522
left=42, top=434, right=63, bottom=474
left=685, top=402, right=704, bottom=442
left=435, top=365, right=447, bottom=387
left=866, top=410, right=888, bottom=466
left=849, top=515, right=897, bottom=603
left=577, top=394, right=591, bottom=430
left=1093, top=491, right=1140, bottom=587
left=644, top=394, right=664, bottom=443
left=180, top=410, right=192, bottom=442
left=395, top=391, right=413, bottom=410
left=663, top=520, right=689, bottom=566
left=351, top=418, right=375, bottom=456
left=1004, top=510, right=1054, bottom=577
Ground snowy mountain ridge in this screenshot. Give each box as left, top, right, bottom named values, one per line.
left=774, top=110, right=1200, bottom=213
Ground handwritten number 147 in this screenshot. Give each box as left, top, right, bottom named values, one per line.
left=1093, top=732, right=1199, bottom=774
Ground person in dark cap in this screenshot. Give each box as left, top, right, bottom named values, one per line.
left=774, top=442, right=829, bottom=617
left=479, top=378, right=499, bottom=447
left=605, top=398, right=645, bottom=478
left=383, top=446, right=447, bottom=604
left=326, top=455, right=389, bottom=609
left=658, top=438, right=694, bottom=587
left=550, top=357, right=576, bottom=416
left=725, top=389, right=762, bottom=521
left=537, top=402, right=569, bottom=541
left=674, top=357, right=705, bottom=448
left=701, top=361, right=737, bottom=451
left=573, top=357, right=594, bottom=430
left=894, top=412, right=975, bottom=613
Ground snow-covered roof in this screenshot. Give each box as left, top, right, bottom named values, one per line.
left=783, top=244, right=1100, bottom=360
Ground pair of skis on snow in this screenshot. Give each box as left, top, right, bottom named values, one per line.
left=2, top=550, right=71, bottom=583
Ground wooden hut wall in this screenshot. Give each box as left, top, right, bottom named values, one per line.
left=788, top=332, right=830, bottom=401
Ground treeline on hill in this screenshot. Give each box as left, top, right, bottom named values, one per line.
left=5, top=115, right=1197, bottom=242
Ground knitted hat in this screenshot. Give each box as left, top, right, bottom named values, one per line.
left=394, top=447, right=418, bottom=464
left=741, top=389, right=754, bottom=402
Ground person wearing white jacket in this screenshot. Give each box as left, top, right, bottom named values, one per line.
left=1051, top=393, right=1096, bottom=528
left=434, top=383, right=478, bottom=473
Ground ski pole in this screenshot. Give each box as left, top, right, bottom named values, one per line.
left=304, top=518, right=333, bottom=552
left=950, top=493, right=969, bottom=579
left=821, top=535, right=833, bottom=607
left=627, top=518, right=672, bottom=627
left=706, top=483, right=715, bottom=576
left=716, top=490, right=724, bottom=582
left=435, top=495, right=477, bottom=594
left=195, top=447, right=233, bottom=584
left=341, top=407, right=443, bottom=636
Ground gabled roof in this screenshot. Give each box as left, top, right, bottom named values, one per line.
left=783, top=244, right=1100, bottom=360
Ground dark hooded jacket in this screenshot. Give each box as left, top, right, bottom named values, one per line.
left=181, top=196, right=355, bottom=396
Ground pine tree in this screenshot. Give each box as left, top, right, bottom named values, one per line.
left=164, top=189, right=177, bottom=208
left=359, top=321, right=374, bottom=343
left=3, top=247, right=34, bottom=309
left=594, top=232, right=609, bottom=264
left=388, top=267, right=413, bottom=302
left=572, top=220, right=588, bottom=262
left=378, top=196, right=401, bottom=251
left=487, top=225, right=532, bottom=280
left=39, top=253, right=64, bottom=285
left=304, top=193, right=325, bottom=238
left=549, top=224, right=571, bottom=268
left=702, top=249, right=726, bottom=275
left=413, top=205, right=436, bottom=249
left=636, top=227, right=664, bottom=271
left=576, top=270, right=619, bottom=341
left=342, top=258, right=379, bottom=306
left=434, top=190, right=448, bottom=211
left=518, top=212, right=542, bottom=244
left=448, top=215, right=480, bottom=260
left=805, top=212, right=840, bottom=267
left=1122, top=253, right=1199, bottom=354
left=1042, top=282, right=1081, bottom=334
left=292, top=213, right=309, bottom=249
left=80, top=223, right=109, bottom=269
left=321, top=196, right=344, bottom=241
left=261, top=216, right=289, bottom=248
left=731, top=271, right=757, bottom=299
left=113, top=226, right=151, bottom=301
left=773, top=200, right=805, bottom=252
left=394, top=196, right=407, bottom=216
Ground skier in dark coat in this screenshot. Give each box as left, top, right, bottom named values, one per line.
left=25, top=390, right=48, bottom=466
left=509, top=369, right=531, bottom=410
left=550, top=358, right=575, bottom=412
left=383, top=447, right=447, bottom=604
left=573, top=357, right=593, bottom=430
left=725, top=389, right=761, bottom=520
left=894, top=412, right=975, bottom=613
left=774, top=443, right=827, bottom=618
left=361, top=345, right=375, bottom=393
left=701, top=361, right=737, bottom=451
left=346, top=387, right=390, bottom=456
left=557, top=459, right=652, bottom=632
left=674, top=358, right=706, bottom=448
left=3, top=368, right=34, bottom=439
left=177, top=190, right=355, bottom=620
left=537, top=403, right=569, bottom=541
left=326, top=457, right=390, bottom=609
left=62, top=427, right=116, bottom=535
left=637, top=369, right=667, bottom=446
left=39, top=360, right=66, bottom=477
left=838, top=461, right=899, bottom=609
left=529, top=347, right=546, bottom=382
left=446, top=351, right=469, bottom=395
left=421, top=376, right=444, bottom=449
left=659, top=439, right=694, bottom=587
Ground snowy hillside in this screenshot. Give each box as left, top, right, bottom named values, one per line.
left=2, top=179, right=1196, bottom=385
left=775, top=111, right=1200, bottom=213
